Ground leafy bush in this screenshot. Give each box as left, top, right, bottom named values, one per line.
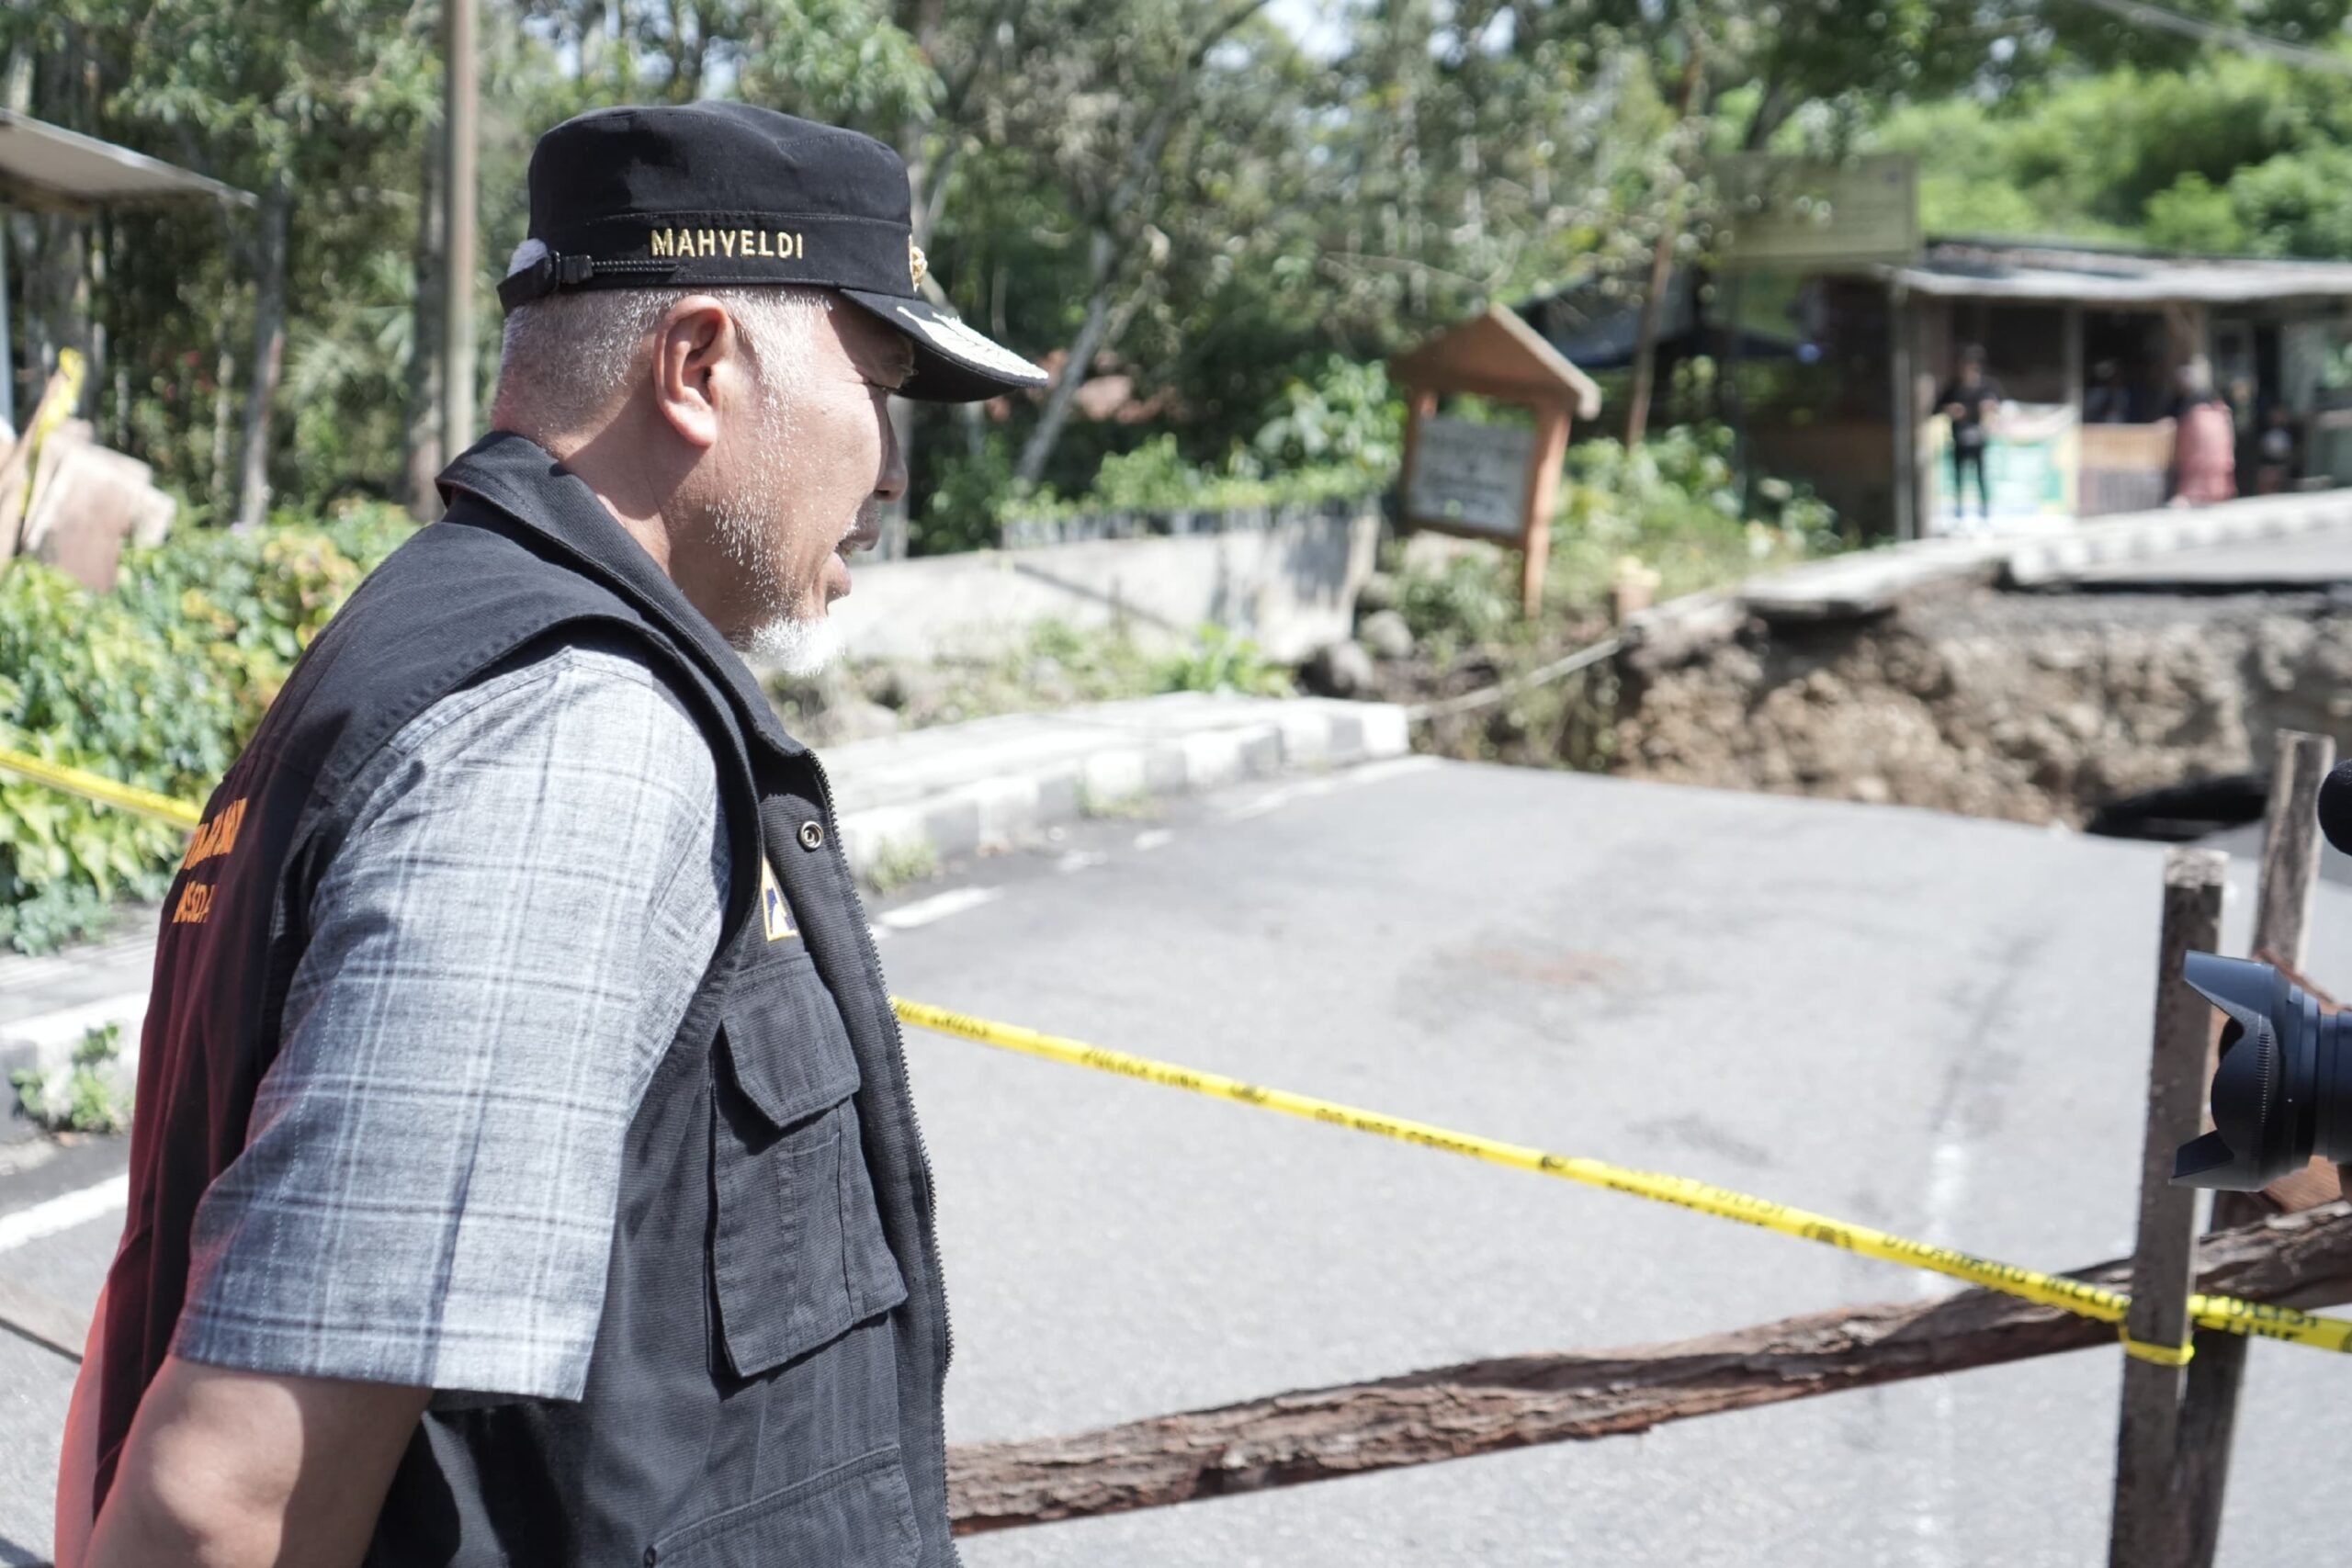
left=1154, top=624, right=1293, bottom=697
left=1550, top=424, right=1845, bottom=613
left=10, top=1021, right=133, bottom=1134
left=1250, top=355, right=1405, bottom=479
left=914, top=437, right=1020, bottom=557
left=0, top=505, right=414, bottom=951
left=1005, top=434, right=1374, bottom=526
left=1393, top=551, right=1518, bottom=657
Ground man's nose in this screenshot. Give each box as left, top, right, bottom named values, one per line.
left=876, top=410, right=909, bottom=503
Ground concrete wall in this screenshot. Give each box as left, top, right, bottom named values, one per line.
left=828, top=504, right=1380, bottom=663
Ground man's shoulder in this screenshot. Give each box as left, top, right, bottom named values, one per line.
left=390, top=631, right=719, bottom=779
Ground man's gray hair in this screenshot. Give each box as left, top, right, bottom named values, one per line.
left=492, top=243, right=836, bottom=434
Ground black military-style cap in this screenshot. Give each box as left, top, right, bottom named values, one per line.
left=498, top=102, right=1047, bottom=403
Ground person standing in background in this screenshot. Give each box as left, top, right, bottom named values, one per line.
left=2169, top=356, right=2237, bottom=506
left=1938, top=344, right=2003, bottom=526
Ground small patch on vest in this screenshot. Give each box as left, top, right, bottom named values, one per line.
left=761, top=856, right=799, bottom=942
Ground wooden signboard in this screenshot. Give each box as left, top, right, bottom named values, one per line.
left=1390, top=304, right=1601, bottom=616
left=1404, top=417, right=1536, bottom=540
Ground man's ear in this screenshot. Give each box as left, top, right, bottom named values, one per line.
left=650, top=296, right=739, bottom=451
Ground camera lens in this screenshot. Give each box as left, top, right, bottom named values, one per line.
left=2172, top=952, right=2352, bottom=1190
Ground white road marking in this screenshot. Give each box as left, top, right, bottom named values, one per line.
left=1217, top=777, right=1340, bottom=822
left=876, top=886, right=1003, bottom=931
left=1905, top=1136, right=1969, bottom=1568
left=1132, top=829, right=1173, bottom=852
left=1055, top=851, right=1107, bottom=873
left=0, top=1174, right=129, bottom=1255
left=1339, top=755, right=1440, bottom=787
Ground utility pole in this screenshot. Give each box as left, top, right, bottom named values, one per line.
left=439, top=0, right=478, bottom=491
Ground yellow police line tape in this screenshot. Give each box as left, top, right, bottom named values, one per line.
left=0, top=746, right=203, bottom=829
left=890, top=998, right=2352, bottom=1364
left=1, top=746, right=2335, bottom=1362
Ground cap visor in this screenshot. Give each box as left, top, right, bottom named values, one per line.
left=840, top=288, right=1050, bottom=403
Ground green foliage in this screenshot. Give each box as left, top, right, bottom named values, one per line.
left=1876, top=54, right=2352, bottom=259
left=2144, top=175, right=2250, bottom=254
left=1393, top=553, right=1519, bottom=660
left=1007, top=437, right=1375, bottom=526
left=11, top=1021, right=134, bottom=1134
left=858, top=835, right=941, bottom=897
left=1251, top=357, right=1406, bottom=479
left=1552, top=425, right=1844, bottom=613
left=915, top=439, right=1021, bottom=556
left=0, top=509, right=413, bottom=952
left=28, top=0, right=2352, bottom=547
left=1153, top=625, right=1292, bottom=698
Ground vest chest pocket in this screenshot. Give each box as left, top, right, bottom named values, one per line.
left=712, top=947, right=908, bottom=1379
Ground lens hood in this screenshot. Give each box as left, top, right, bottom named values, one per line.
left=2172, top=952, right=2352, bottom=1190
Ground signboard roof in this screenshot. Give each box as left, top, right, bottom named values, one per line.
left=1389, top=303, right=1602, bottom=419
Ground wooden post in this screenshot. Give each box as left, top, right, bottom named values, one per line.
left=2166, top=729, right=2335, bottom=1567
left=1520, top=404, right=1569, bottom=618
left=1890, top=284, right=1915, bottom=544
left=2109, top=845, right=2226, bottom=1568
left=1395, top=385, right=1436, bottom=513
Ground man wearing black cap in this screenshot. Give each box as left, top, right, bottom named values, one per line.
left=59, top=105, right=1044, bottom=1568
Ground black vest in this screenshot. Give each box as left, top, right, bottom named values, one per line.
left=97, top=434, right=956, bottom=1567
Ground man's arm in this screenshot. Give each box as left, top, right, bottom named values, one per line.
left=78, top=638, right=724, bottom=1561
left=53, top=1282, right=106, bottom=1568
left=84, top=1355, right=425, bottom=1568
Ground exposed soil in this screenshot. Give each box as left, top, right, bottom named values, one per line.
left=1608, top=587, right=2352, bottom=827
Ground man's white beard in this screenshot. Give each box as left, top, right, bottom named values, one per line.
left=742, top=611, right=843, bottom=677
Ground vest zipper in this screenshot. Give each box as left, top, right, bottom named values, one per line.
left=801, top=750, right=960, bottom=1563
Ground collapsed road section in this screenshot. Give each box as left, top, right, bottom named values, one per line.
left=1613, top=494, right=2352, bottom=829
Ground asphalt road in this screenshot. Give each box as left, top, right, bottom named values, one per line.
left=5, top=757, right=2349, bottom=1564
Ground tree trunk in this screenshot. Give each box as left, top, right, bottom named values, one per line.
left=209, top=343, right=237, bottom=513
left=236, top=182, right=290, bottom=530
left=1013, top=227, right=1118, bottom=490
left=1625, top=45, right=1706, bottom=448
left=947, top=1204, right=2352, bottom=1532
left=405, top=102, right=447, bottom=518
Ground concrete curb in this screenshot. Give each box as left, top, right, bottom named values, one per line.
left=829, top=694, right=1411, bottom=879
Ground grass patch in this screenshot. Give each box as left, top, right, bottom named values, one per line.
left=859, top=835, right=942, bottom=898
left=1078, top=784, right=1158, bottom=820
left=10, top=1021, right=133, bottom=1134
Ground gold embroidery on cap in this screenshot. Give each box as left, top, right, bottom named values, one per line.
left=646, top=228, right=805, bottom=262
left=909, top=239, right=927, bottom=289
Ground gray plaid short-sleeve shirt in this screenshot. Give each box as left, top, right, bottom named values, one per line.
left=173, top=634, right=730, bottom=1400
